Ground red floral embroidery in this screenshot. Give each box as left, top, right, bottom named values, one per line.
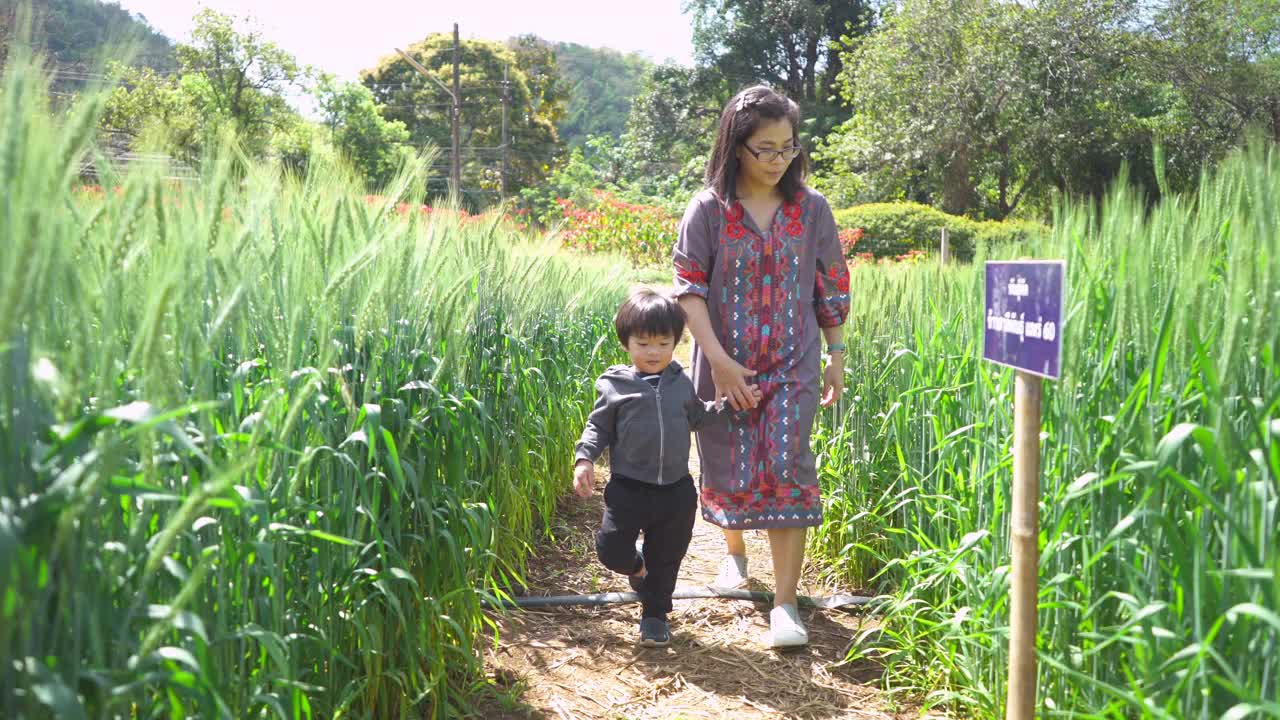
left=783, top=203, right=801, bottom=220
left=814, top=260, right=851, bottom=327
left=677, top=266, right=708, bottom=285
left=834, top=267, right=850, bottom=293
left=725, top=203, right=744, bottom=223
left=785, top=220, right=803, bottom=236
left=701, top=484, right=820, bottom=516
left=726, top=222, right=746, bottom=239
left=793, top=190, right=805, bottom=203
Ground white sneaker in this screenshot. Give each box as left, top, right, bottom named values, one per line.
left=713, top=554, right=749, bottom=589
left=767, top=603, right=809, bottom=648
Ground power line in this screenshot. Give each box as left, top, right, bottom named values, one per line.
left=51, top=57, right=554, bottom=209
left=51, top=65, right=297, bottom=80
left=364, top=81, right=511, bottom=89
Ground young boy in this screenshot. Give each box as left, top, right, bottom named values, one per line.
left=573, top=288, right=761, bottom=647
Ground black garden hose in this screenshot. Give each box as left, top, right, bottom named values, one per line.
left=481, top=585, right=879, bottom=610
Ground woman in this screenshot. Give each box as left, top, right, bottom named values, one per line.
left=671, top=85, right=850, bottom=648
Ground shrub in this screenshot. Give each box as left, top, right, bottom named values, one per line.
left=833, top=202, right=1047, bottom=261
left=973, top=218, right=1049, bottom=250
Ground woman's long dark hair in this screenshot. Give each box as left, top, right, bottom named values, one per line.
left=705, top=85, right=807, bottom=202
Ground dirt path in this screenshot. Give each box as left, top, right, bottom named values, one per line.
left=481, top=474, right=911, bottom=712
left=479, top=492, right=901, bottom=720
left=478, top=284, right=906, bottom=720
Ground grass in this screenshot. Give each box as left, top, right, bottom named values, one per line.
left=0, top=54, right=628, bottom=718
left=810, top=144, right=1280, bottom=717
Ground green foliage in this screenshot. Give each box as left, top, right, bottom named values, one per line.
left=834, top=203, right=969, bottom=259
left=833, top=202, right=1046, bottom=261
left=810, top=139, right=1280, bottom=717
left=96, top=9, right=309, bottom=165
left=518, top=139, right=615, bottom=223
left=3, top=0, right=174, bottom=71
left=1146, top=0, right=1280, bottom=174
left=821, top=0, right=1153, bottom=218
left=1, top=56, right=625, bottom=719
left=970, top=216, right=1045, bottom=250
left=554, top=41, right=650, bottom=147
left=97, top=62, right=202, bottom=160
left=821, top=0, right=1280, bottom=217
left=361, top=34, right=563, bottom=201
left=687, top=0, right=870, bottom=105
left=684, top=0, right=872, bottom=173
left=266, top=110, right=324, bottom=176
left=316, top=75, right=414, bottom=189
left=174, top=8, right=305, bottom=159
left=507, top=34, right=568, bottom=131
left=615, top=64, right=727, bottom=202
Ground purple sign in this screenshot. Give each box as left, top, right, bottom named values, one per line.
left=983, top=260, right=1065, bottom=379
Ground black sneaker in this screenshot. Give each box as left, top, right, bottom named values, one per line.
left=639, top=617, right=671, bottom=647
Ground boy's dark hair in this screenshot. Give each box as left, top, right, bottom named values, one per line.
left=615, top=289, right=687, bottom=345
left=705, top=85, right=808, bottom=202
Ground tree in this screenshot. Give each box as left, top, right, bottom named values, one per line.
left=96, top=9, right=313, bottom=171
left=361, top=34, right=562, bottom=200
left=506, top=34, right=568, bottom=130
left=1144, top=0, right=1280, bottom=183
left=97, top=63, right=202, bottom=161
left=686, top=0, right=871, bottom=103
left=3, top=0, right=175, bottom=72
left=614, top=64, right=733, bottom=201
left=820, top=0, right=1153, bottom=217
left=1153, top=0, right=1280, bottom=137
left=554, top=42, right=651, bottom=146
left=316, top=75, right=413, bottom=189
left=174, top=8, right=305, bottom=158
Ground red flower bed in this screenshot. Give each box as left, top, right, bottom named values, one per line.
left=841, top=226, right=929, bottom=266
left=555, top=191, right=677, bottom=268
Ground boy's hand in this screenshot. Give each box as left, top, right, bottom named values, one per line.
left=573, top=460, right=595, bottom=498
left=716, top=384, right=764, bottom=411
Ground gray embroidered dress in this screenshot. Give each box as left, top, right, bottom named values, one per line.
left=671, top=187, right=850, bottom=529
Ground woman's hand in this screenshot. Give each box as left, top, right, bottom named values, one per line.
left=573, top=460, right=595, bottom=498
left=711, top=355, right=760, bottom=411
left=820, top=353, right=845, bottom=407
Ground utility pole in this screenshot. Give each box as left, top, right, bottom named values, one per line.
left=394, top=29, right=462, bottom=199
left=501, top=63, right=510, bottom=201
left=451, top=23, right=461, bottom=198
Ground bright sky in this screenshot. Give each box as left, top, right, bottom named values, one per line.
left=112, top=0, right=697, bottom=80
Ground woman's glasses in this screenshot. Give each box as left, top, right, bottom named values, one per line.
left=741, top=144, right=802, bottom=163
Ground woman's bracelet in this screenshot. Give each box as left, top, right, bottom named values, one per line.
left=826, top=342, right=847, bottom=354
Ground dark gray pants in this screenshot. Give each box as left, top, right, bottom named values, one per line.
left=596, top=475, right=697, bottom=620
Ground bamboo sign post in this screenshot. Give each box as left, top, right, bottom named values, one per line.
left=983, top=260, right=1065, bottom=720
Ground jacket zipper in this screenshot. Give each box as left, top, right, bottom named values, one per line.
left=655, top=379, right=665, bottom=485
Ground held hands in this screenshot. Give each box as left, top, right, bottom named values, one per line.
left=573, top=459, right=595, bottom=498
left=711, top=355, right=761, bottom=411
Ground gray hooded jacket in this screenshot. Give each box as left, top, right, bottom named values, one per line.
left=575, top=361, right=732, bottom=486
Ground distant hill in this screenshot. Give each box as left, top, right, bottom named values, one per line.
left=555, top=42, right=651, bottom=147
left=0, top=0, right=175, bottom=72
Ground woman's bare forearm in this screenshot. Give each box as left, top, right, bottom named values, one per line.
left=679, top=296, right=730, bottom=365
left=821, top=325, right=845, bottom=349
